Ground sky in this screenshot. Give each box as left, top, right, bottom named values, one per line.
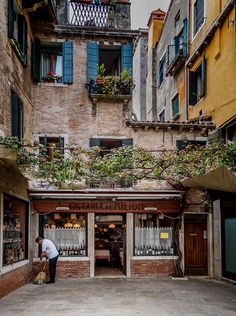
left=131, top=0, right=171, bottom=30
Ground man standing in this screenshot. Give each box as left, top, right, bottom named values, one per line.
left=35, top=237, right=59, bottom=284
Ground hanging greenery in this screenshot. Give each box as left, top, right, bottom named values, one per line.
left=0, top=136, right=236, bottom=189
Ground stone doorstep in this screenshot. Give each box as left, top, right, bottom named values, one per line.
left=169, top=276, right=189, bottom=280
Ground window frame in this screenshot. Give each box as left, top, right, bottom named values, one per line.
left=158, top=51, right=167, bottom=87
left=39, top=135, right=65, bottom=162
left=2, top=193, right=29, bottom=267
left=171, top=92, right=180, bottom=119
left=192, top=0, right=205, bottom=40
left=159, top=109, right=165, bottom=122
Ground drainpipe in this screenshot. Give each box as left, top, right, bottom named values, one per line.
left=185, top=0, right=190, bottom=121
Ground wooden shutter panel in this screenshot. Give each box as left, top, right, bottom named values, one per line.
left=188, top=71, right=197, bottom=106
left=122, top=43, right=133, bottom=73
left=201, top=56, right=206, bottom=98
left=182, top=18, right=188, bottom=57
left=11, top=91, right=20, bottom=139
left=87, top=41, right=99, bottom=81
left=176, top=140, right=187, bottom=150
left=63, top=41, right=73, bottom=84
left=174, top=36, right=179, bottom=56
left=8, top=0, right=14, bottom=38
left=89, top=138, right=101, bottom=147
left=32, top=37, right=41, bottom=82
left=22, top=15, right=27, bottom=64
left=122, top=139, right=133, bottom=146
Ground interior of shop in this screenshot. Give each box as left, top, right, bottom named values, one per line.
left=94, top=214, right=125, bottom=277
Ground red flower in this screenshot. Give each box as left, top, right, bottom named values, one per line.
left=47, top=71, right=55, bottom=76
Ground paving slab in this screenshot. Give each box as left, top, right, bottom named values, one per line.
left=1, top=277, right=236, bottom=316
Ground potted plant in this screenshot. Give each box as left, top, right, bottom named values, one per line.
left=42, top=72, right=63, bottom=83
left=96, top=64, right=106, bottom=85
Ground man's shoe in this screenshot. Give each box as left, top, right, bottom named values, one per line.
left=45, top=280, right=55, bottom=284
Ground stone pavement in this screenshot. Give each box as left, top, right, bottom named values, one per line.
left=1, top=277, right=236, bottom=316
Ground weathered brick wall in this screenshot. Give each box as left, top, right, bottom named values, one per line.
left=0, top=0, right=33, bottom=138
left=0, top=263, right=32, bottom=299
left=33, top=260, right=90, bottom=280
left=131, top=259, right=176, bottom=277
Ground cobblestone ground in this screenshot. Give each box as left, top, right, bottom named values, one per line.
left=1, top=277, right=236, bottom=316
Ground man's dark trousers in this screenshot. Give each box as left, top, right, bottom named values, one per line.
left=49, top=255, right=58, bottom=283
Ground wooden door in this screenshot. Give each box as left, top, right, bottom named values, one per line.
left=184, top=216, right=208, bottom=275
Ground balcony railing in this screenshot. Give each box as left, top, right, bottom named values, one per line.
left=166, top=44, right=187, bottom=76
left=69, top=0, right=112, bottom=27
left=87, top=78, right=132, bottom=100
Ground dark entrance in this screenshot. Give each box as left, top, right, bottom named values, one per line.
left=94, top=214, right=126, bottom=277
left=184, top=214, right=208, bottom=275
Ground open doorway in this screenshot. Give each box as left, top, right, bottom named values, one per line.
left=94, top=214, right=126, bottom=277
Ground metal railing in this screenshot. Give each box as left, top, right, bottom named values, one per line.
left=68, top=0, right=112, bottom=27
left=166, top=43, right=187, bottom=76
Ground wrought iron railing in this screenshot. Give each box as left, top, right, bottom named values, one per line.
left=87, top=79, right=132, bottom=96
left=166, top=43, right=187, bottom=76
left=69, top=0, right=112, bottom=27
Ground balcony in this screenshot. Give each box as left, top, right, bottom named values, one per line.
left=57, top=0, right=131, bottom=30
left=87, top=76, right=133, bottom=102
left=166, top=44, right=187, bottom=77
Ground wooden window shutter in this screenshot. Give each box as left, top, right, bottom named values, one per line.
left=122, top=139, right=133, bottom=146
left=87, top=41, right=99, bottom=81
left=11, top=90, right=21, bottom=140
left=182, top=18, right=188, bottom=57
left=22, top=15, right=27, bottom=64
left=32, top=37, right=41, bottom=82
left=89, top=138, right=101, bottom=147
left=8, top=0, right=14, bottom=38
left=176, top=140, right=187, bottom=150
left=63, top=41, right=73, bottom=84
left=122, top=43, right=133, bottom=73
left=188, top=71, right=197, bottom=106
left=174, top=36, right=179, bottom=56
left=201, top=56, right=206, bottom=98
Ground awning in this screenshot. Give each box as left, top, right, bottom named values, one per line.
left=182, top=166, right=236, bottom=193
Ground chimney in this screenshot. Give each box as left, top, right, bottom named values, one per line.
left=147, top=8, right=166, bottom=50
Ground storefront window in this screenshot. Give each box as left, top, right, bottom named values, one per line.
left=41, top=213, right=87, bottom=257
left=134, top=213, right=176, bottom=256
left=3, top=194, right=28, bottom=266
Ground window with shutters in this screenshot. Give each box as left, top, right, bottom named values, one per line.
left=41, top=43, right=63, bottom=83
left=39, top=136, right=64, bottom=161
left=8, top=0, right=27, bottom=65
left=87, top=42, right=133, bottom=97
left=158, top=53, right=167, bottom=86
left=193, top=0, right=205, bottom=37
left=32, top=39, right=73, bottom=84
left=176, top=139, right=206, bottom=150
left=189, top=57, right=206, bottom=106
left=11, top=89, right=23, bottom=141
left=171, top=93, right=179, bottom=119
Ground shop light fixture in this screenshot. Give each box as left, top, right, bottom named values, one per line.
left=144, top=207, right=157, bottom=211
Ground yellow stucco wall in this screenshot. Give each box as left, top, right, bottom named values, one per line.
left=148, top=20, right=164, bottom=51
left=188, top=1, right=236, bottom=127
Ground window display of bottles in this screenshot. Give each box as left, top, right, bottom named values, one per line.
left=134, top=245, right=174, bottom=256
left=58, top=242, right=86, bottom=257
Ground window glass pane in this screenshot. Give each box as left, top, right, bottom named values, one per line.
left=172, top=94, right=179, bottom=117
left=55, top=55, right=63, bottom=77
left=134, top=213, right=175, bottom=256
left=224, top=218, right=236, bottom=274
left=194, top=0, right=204, bottom=35
left=3, top=195, right=28, bottom=266
left=42, top=213, right=87, bottom=257
left=42, top=52, right=51, bottom=76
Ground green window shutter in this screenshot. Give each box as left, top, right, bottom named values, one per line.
left=189, top=71, right=197, bottom=106
left=87, top=41, right=99, bottom=81
left=32, top=37, right=41, bottom=82
left=172, top=95, right=179, bottom=117
left=8, top=0, right=14, bottom=38
left=201, top=56, right=206, bottom=97
left=22, top=15, right=27, bottom=64
left=11, top=90, right=22, bottom=141
left=63, top=41, right=73, bottom=84
left=122, top=139, right=133, bottom=146
left=122, top=43, right=133, bottom=73
left=182, top=18, right=188, bottom=57
left=176, top=140, right=187, bottom=150
left=89, top=138, right=101, bottom=147
left=174, top=36, right=179, bottom=56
